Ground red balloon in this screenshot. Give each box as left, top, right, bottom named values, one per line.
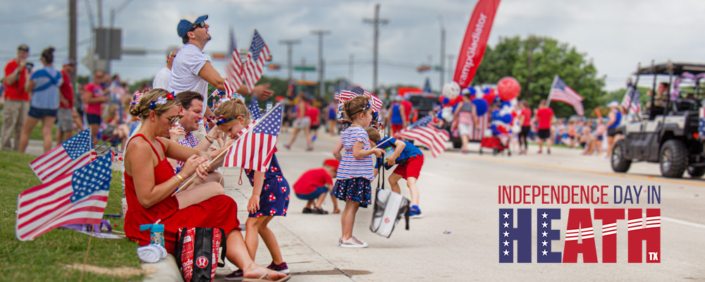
left=484, top=92, right=495, bottom=105
left=438, top=96, right=445, bottom=103
left=497, top=77, right=521, bottom=101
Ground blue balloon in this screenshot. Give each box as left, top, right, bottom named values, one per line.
left=490, top=124, right=500, bottom=135
left=500, top=101, right=511, bottom=109
left=437, top=111, right=443, bottom=120
left=442, top=97, right=450, bottom=105
left=472, top=98, right=488, bottom=116
left=468, top=87, right=476, bottom=95
left=501, top=114, right=513, bottom=124
left=491, top=109, right=501, bottom=121
left=483, top=87, right=491, bottom=94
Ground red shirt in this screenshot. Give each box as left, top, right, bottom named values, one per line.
left=84, top=83, right=104, bottom=115
left=520, top=108, right=532, bottom=127
left=293, top=168, right=332, bottom=195
left=536, top=107, right=554, bottom=129
left=401, top=100, right=413, bottom=120
left=59, top=70, right=74, bottom=109
left=306, top=106, right=320, bottom=126
left=3, top=60, right=29, bottom=101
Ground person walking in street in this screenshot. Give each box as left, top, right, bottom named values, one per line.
left=152, top=47, right=179, bottom=90
left=1, top=44, right=31, bottom=151
left=284, top=94, right=313, bottom=151
left=536, top=99, right=554, bottom=154
left=83, top=70, right=111, bottom=146
left=606, top=101, right=622, bottom=159
left=453, top=91, right=478, bottom=154
left=388, top=96, right=407, bottom=137
left=331, top=95, right=384, bottom=248
left=18, top=47, right=62, bottom=153
left=517, top=100, right=532, bottom=154
left=326, top=101, right=338, bottom=137
left=56, top=58, right=76, bottom=146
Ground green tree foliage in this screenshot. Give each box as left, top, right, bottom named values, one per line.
left=473, top=35, right=606, bottom=117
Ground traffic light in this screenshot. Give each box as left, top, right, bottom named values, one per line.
left=417, top=65, right=431, bottom=72
left=268, top=64, right=281, bottom=70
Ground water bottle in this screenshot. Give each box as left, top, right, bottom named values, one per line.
left=140, top=221, right=165, bottom=248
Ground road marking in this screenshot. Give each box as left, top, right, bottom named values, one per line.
left=444, top=152, right=705, bottom=188
left=662, top=216, right=705, bottom=229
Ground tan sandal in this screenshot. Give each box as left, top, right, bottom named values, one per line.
left=333, top=208, right=341, bottom=214
left=243, top=272, right=291, bottom=282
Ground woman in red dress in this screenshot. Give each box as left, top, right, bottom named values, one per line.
left=124, top=89, right=288, bottom=281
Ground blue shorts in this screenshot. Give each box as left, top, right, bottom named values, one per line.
left=86, top=114, right=101, bottom=125
left=28, top=107, right=57, bottom=119
left=295, top=187, right=329, bottom=200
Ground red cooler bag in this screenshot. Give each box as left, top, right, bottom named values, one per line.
left=174, top=227, right=227, bottom=282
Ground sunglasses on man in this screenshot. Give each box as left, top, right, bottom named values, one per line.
left=189, top=22, right=206, bottom=32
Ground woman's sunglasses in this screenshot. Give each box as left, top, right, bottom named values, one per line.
left=166, top=115, right=183, bottom=125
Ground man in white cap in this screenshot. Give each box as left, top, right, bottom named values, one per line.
left=152, top=46, right=179, bottom=90
left=169, top=15, right=272, bottom=122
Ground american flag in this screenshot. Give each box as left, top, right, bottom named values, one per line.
left=621, top=87, right=641, bottom=114
left=337, top=87, right=383, bottom=113
left=248, top=96, right=262, bottom=120
left=224, top=26, right=244, bottom=97
left=397, top=115, right=450, bottom=158
left=548, top=75, right=584, bottom=116
left=223, top=104, right=282, bottom=172
left=16, top=154, right=112, bottom=241
left=243, top=30, right=270, bottom=93
left=29, top=129, right=95, bottom=183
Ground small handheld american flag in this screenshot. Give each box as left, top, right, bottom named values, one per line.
left=223, top=103, right=283, bottom=172
left=224, top=26, right=244, bottom=98
left=548, top=75, right=584, bottom=116
left=243, top=30, right=270, bottom=93
left=17, top=153, right=112, bottom=241
left=29, top=129, right=95, bottom=183
left=397, top=116, right=449, bottom=158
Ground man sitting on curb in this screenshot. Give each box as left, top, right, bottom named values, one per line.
left=293, top=159, right=340, bottom=214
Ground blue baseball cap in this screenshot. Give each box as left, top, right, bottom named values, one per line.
left=177, top=15, right=208, bottom=38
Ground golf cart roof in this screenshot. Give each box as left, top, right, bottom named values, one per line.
left=636, top=62, right=705, bottom=75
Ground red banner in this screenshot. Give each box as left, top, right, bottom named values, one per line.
left=453, top=0, right=501, bottom=88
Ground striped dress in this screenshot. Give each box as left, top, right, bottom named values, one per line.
left=336, top=126, right=374, bottom=180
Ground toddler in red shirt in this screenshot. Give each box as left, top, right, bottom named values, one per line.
left=293, top=159, right=340, bottom=214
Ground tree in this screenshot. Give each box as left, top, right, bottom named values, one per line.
left=473, top=35, right=606, bottom=117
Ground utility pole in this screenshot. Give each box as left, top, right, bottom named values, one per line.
left=363, top=3, right=388, bottom=92
left=311, top=30, right=330, bottom=98
left=301, top=57, right=306, bottom=80
left=447, top=54, right=455, bottom=83
left=349, top=54, right=354, bottom=83
left=97, top=0, right=103, bottom=27
left=279, top=39, right=301, bottom=81
left=439, top=15, right=445, bottom=86
left=68, top=0, right=77, bottom=83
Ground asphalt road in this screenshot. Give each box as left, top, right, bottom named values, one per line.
left=211, top=131, right=705, bottom=281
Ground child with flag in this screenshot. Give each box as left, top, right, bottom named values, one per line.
left=214, top=100, right=291, bottom=279
left=331, top=95, right=384, bottom=248
left=366, top=127, right=425, bottom=218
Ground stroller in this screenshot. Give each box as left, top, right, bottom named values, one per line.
left=479, top=135, right=511, bottom=156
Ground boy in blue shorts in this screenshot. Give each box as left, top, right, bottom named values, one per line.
left=293, top=159, right=341, bottom=214
left=366, top=127, right=424, bottom=218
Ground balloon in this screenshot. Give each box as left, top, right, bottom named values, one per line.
left=491, top=109, right=501, bottom=121
left=490, top=124, right=499, bottom=135
left=472, top=98, right=488, bottom=116
left=500, top=101, right=511, bottom=109
left=484, top=92, right=495, bottom=105
left=442, top=82, right=460, bottom=99
left=469, top=87, right=476, bottom=95
left=438, top=96, right=445, bottom=104
left=497, top=76, right=521, bottom=101
left=442, top=97, right=450, bottom=105
left=510, top=97, right=518, bottom=108
left=501, top=114, right=513, bottom=124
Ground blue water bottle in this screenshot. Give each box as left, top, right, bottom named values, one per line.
left=139, top=220, right=165, bottom=248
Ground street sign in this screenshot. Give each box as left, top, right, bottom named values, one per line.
left=294, top=66, right=316, bottom=72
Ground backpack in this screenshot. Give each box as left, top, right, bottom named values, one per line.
left=370, top=164, right=410, bottom=238
left=174, top=227, right=227, bottom=282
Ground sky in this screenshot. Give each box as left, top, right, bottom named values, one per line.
left=2, top=0, right=705, bottom=92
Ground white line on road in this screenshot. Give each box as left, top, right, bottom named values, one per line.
left=662, top=216, right=705, bottom=229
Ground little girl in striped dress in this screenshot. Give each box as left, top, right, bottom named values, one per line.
left=332, top=95, right=384, bottom=248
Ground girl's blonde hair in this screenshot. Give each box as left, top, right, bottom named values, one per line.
left=343, top=95, right=370, bottom=121
left=128, top=88, right=180, bottom=119
left=213, top=99, right=251, bottom=126
left=103, top=104, right=119, bottom=121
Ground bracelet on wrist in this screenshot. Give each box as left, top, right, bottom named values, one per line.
left=175, top=174, right=184, bottom=183
left=205, top=136, right=213, bottom=143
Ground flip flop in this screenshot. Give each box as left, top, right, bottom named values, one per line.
left=243, top=272, right=291, bottom=282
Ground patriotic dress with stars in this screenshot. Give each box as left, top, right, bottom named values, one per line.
left=123, top=134, right=240, bottom=254
left=245, top=153, right=290, bottom=217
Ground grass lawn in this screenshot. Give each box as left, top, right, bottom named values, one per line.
left=0, top=114, right=58, bottom=142
left=0, top=150, right=142, bottom=281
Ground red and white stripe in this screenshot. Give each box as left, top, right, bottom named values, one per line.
left=565, top=227, right=594, bottom=241
left=469, top=113, right=490, bottom=140
left=223, top=122, right=277, bottom=172
left=15, top=174, right=108, bottom=241
left=602, top=222, right=618, bottom=236
left=550, top=87, right=584, bottom=116
left=29, top=147, right=94, bottom=183
left=397, top=125, right=450, bottom=158
left=243, top=45, right=270, bottom=93
left=337, top=90, right=383, bottom=113
left=224, top=49, right=243, bottom=97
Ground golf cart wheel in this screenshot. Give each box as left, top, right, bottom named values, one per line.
left=660, top=139, right=687, bottom=178
left=611, top=139, right=631, bottom=173
left=687, top=166, right=705, bottom=178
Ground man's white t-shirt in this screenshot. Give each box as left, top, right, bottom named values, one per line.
left=152, top=67, right=171, bottom=90
left=169, top=43, right=209, bottom=113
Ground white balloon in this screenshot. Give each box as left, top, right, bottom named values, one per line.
left=441, top=107, right=454, bottom=122
left=510, top=98, right=518, bottom=108
left=442, top=82, right=460, bottom=99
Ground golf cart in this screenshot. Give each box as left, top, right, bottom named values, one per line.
left=611, top=62, right=705, bottom=178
